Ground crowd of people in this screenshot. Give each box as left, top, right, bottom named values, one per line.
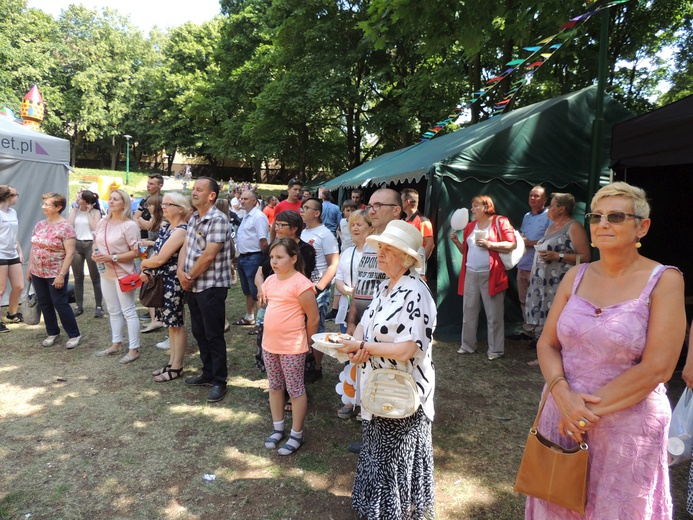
left=0, top=175, right=689, bottom=519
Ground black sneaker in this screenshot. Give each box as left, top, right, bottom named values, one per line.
left=507, top=332, right=532, bottom=341
left=325, top=309, right=338, bottom=321
left=0, top=322, right=9, bottom=333
left=73, top=306, right=83, bottom=317
left=5, top=312, right=23, bottom=323
left=94, top=306, right=104, bottom=318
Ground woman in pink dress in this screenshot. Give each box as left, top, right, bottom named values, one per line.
left=526, top=182, right=686, bottom=519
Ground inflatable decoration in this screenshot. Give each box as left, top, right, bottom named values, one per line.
left=0, top=107, right=20, bottom=122
left=21, top=85, right=45, bottom=130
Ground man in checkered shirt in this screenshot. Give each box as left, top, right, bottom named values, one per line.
left=178, top=177, right=233, bottom=403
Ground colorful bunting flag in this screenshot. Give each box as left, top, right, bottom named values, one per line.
left=419, top=0, right=632, bottom=140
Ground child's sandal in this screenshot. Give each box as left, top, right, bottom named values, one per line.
left=264, top=430, right=285, bottom=449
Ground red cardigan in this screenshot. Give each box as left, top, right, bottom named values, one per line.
left=457, top=215, right=516, bottom=297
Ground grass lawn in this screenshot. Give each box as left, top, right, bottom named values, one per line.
left=1, top=168, right=690, bottom=518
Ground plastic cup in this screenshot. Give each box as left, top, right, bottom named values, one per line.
left=667, top=434, right=692, bottom=466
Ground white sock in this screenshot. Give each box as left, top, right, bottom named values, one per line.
left=264, top=420, right=285, bottom=449
left=278, top=429, right=303, bottom=455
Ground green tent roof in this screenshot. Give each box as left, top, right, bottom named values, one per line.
left=323, top=86, right=633, bottom=190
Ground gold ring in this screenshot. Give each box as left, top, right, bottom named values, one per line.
left=578, top=419, right=588, bottom=428
left=566, top=430, right=574, bottom=436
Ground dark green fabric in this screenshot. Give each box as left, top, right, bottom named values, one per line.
left=323, top=87, right=633, bottom=339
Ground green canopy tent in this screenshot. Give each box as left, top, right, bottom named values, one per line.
left=323, top=86, right=633, bottom=339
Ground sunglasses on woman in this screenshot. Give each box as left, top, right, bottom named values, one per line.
left=584, top=212, right=644, bottom=224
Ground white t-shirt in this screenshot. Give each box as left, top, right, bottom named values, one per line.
left=335, top=245, right=364, bottom=325
left=466, top=223, right=491, bottom=272
left=73, top=210, right=94, bottom=240
left=339, top=218, right=354, bottom=252
left=0, top=207, right=19, bottom=259
left=301, top=224, right=339, bottom=283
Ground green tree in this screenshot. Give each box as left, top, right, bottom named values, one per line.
left=52, top=5, right=148, bottom=167
left=0, top=0, right=59, bottom=128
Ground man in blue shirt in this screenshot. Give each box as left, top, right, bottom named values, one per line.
left=318, top=188, right=342, bottom=236
left=509, top=185, right=550, bottom=342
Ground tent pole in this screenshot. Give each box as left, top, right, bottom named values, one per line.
left=587, top=10, right=609, bottom=257
left=588, top=9, right=609, bottom=204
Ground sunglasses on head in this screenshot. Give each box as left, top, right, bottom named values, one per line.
left=584, top=211, right=644, bottom=224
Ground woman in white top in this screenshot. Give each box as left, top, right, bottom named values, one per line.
left=68, top=190, right=103, bottom=317
left=0, top=185, right=24, bottom=332
left=92, top=189, right=142, bottom=364
left=334, top=209, right=372, bottom=418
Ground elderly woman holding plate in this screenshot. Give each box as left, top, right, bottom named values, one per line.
left=337, top=219, right=436, bottom=520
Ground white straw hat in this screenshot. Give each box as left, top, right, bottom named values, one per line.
left=366, top=220, right=424, bottom=269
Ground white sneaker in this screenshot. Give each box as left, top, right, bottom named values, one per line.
left=487, top=353, right=504, bottom=360
left=156, top=337, right=170, bottom=350
left=457, top=346, right=473, bottom=354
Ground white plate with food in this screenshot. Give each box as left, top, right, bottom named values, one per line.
left=311, top=332, right=353, bottom=363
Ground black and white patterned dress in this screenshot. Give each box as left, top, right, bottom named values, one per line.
left=352, top=270, right=437, bottom=520
left=152, top=222, right=187, bottom=327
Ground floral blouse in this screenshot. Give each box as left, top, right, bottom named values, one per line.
left=29, top=219, right=76, bottom=278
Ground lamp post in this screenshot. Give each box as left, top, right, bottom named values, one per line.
left=123, top=134, right=132, bottom=185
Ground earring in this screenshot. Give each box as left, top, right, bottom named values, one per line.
left=590, top=242, right=595, bottom=247
left=636, top=240, right=642, bottom=249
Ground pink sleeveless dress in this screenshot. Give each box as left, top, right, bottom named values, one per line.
left=525, top=263, right=676, bottom=520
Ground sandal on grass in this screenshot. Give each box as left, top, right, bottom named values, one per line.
left=278, top=435, right=304, bottom=456
left=337, top=404, right=356, bottom=419
left=119, top=352, right=140, bottom=364
left=95, top=343, right=123, bottom=356
left=154, top=367, right=183, bottom=382
left=152, top=364, right=172, bottom=376
left=233, top=317, right=255, bottom=326
left=264, top=430, right=285, bottom=449
left=248, top=325, right=261, bottom=335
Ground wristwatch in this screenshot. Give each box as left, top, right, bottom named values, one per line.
left=112, top=255, right=119, bottom=263
left=558, top=252, right=565, bottom=262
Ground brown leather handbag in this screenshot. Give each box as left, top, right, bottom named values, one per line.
left=514, top=375, right=589, bottom=514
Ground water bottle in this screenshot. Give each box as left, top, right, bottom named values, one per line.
left=95, top=248, right=106, bottom=273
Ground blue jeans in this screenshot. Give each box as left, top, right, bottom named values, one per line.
left=187, top=287, right=228, bottom=385
left=316, top=284, right=332, bottom=334
left=31, top=274, right=80, bottom=339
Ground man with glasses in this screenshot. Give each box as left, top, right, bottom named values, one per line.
left=509, top=185, right=550, bottom=343
left=178, top=177, right=233, bottom=403
left=235, top=190, right=269, bottom=326
left=300, top=198, right=339, bottom=383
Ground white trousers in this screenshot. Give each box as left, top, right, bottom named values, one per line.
left=101, top=277, right=141, bottom=350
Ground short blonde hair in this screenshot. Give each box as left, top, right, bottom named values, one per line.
left=107, top=189, right=133, bottom=219
left=165, top=192, right=192, bottom=214
left=348, top=209, right=372, bottom=230
left=591, top=182, right=650, bottom=218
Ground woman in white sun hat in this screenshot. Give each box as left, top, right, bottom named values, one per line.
left=337, top=219, right=437, bottom=519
